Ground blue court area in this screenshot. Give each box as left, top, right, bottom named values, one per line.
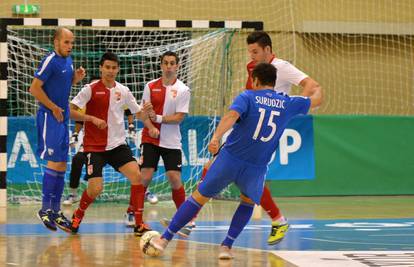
left=2, top=218, right=413, bottom=251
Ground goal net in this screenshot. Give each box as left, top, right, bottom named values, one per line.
left=6, top=26, right=250, bottom=203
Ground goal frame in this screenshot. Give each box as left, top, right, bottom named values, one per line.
left=0, top=17, right=263, bottom=207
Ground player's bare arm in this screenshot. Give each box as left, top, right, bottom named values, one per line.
left=69, top=103, right=107, bottom=129
left=151, top=112, right=186, bottom=124
left=308, top=88, right=323, bottom=109
left=72, top=66, right=86, bottom=84
left=29, top=77, right=64, bottom=122
left=298, top=77, right=323, bottom=108
left=208, top=110, right=240, bottom=154
left=299, top=77, right=323, bottom=107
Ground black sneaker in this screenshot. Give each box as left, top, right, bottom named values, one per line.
left=53, top=211, right=72, bottom=233
left=134, top=223, right=152, bottom=237
left=37, top=209, right=57, bottom=231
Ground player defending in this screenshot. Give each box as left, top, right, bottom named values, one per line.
left=69, top=52, right=156, bottom=235
left=196, top=30, right=323, bottom=245
left=125, top=51, right=192, bottom=236
left=151, top=62, right=322, bottom=259
left=29, top=27, right=104, bottom=232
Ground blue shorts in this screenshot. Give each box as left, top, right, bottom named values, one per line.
left=198, top=148, right=267, bottom=204
left=36, top=109, right=69, bottom=162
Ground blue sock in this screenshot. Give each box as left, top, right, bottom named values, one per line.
left=51, top=171, right=65, bottom=213
left=222, top=201, right=254, bottom=248
left=41, top=167, right=60, bottom=211
left=162, top=196, right=202, bottom=241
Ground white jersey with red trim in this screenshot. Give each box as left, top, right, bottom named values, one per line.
left=71, top=80, right=141, bottom=152
left=246, top=56, right=308, bottom=94
left=141, top=78, right=190, bottom=149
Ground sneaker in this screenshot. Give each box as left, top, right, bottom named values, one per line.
left=150, top=236, right=169, bottom=253
left=160, top=218, right=194, bottom=238
left=145, top=191, right=158, bottom=204
left=134, top=223, right=152, bottom=237
left=124, top=212, right=135, bottom=228
left=53, top=211, right=72, bottom=233
left=37, top=209, right=57, bottom=231
left=71, top=212, right=83, bottom=234
left=62, top=194, right=78, bottom=206
left=267, top=220, right=289, bottom=245
left=218, top=245, right=234, bottom=260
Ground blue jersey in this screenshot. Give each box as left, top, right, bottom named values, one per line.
left=224, top=89, right=310, bottom=165
left=34, top=51, right=74, bottom=162
left=34, top=51, right=74, bottom=119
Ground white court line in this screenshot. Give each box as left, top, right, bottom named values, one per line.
left=301, top=237, right=412, bottom=246
left=273, top=251, right=414, bottom=267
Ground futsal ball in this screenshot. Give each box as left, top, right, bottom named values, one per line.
left=139, top=230, right=162, bottom=257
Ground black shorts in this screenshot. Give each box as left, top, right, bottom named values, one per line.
left=140, top=143, right=182, bottom=172
left=84, top=144, right=136, bottom=180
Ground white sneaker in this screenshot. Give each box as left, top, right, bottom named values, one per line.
left=145, top=191, right=159, bottom=204
left=150, top=236, right=169, bottom=252
left=160, top=218, right=195, bottom=238
left=124, top=212, right=135, bottom=228
left=218, top=245, right=234, bottom=260
left=62, top=194, right=78, bottom=206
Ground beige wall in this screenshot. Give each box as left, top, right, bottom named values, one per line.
left=1, top=0, right=413, bottom=114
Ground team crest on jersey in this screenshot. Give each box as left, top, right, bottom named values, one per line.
left=171, top=89, right=177, bottom=98
left=114, top=91, right=121, bottom=101
left=87, top=164, right=94, bottom=175
left=47, top=148, right=54, bottom=156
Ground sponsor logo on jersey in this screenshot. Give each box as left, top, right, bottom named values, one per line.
left=171, top=89, right=177, bottom=98
left=115, top=91, right=121, bottom=101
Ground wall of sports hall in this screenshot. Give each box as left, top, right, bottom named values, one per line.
left=0, top=0, right=413, bottom=205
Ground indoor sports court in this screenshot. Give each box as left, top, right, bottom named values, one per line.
left=2, top=196, right=414, bottom=266
left=1, top=1, right=413, bottom=266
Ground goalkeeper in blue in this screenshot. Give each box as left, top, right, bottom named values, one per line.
left=151, top=62, right=322, bottom=259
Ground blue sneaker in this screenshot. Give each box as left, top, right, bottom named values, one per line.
left=53, top=210, right=72, bottom=233
left=37, top=209, right=57, bottom=231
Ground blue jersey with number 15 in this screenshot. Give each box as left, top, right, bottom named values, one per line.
left=224, top=89, right=310, bottom=166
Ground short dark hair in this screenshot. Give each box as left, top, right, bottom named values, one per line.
left=100, top=52, right=119, bottom=66
left=246, top=31, right=272, bottom=51
left=252, top=63, right=277, bottom=87
left=160, top=51, right=179, bottom=64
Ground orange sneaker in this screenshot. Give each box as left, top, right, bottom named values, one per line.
left=71, top=212, right=83, bottom=234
